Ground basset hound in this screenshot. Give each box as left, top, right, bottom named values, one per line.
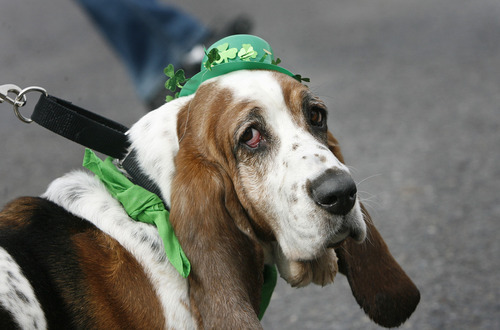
left=0, top=70, right=420, bottom=329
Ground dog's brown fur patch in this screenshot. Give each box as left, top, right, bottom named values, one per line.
left=72, top=228, right=166, bottom=329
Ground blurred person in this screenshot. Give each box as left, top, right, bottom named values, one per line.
left=75, top=0, right=252, bottom=109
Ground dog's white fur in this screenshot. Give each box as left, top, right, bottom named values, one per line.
left=0, top=247, right=47, bottom=329
left=125, top=95, right=193, bottom=206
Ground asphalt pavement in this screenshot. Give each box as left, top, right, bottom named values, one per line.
left=1, top=0, right=499, bottom=329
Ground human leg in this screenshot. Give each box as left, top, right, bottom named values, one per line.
left=75, top=0, right=209, bottom=102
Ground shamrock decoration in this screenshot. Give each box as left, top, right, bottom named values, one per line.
left=164, top=39, right=313, bottom=102
left=214, top=43, right=238, bottom=64
left=164, top=64, right=188, bottom=102
left=238, top=44, right=258, bottom=61
left=204, top=48, right=221, bottom=70
left=293, top=74, right=310, bottom=83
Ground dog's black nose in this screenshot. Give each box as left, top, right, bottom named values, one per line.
left=308, top=170, right=357, bottom=215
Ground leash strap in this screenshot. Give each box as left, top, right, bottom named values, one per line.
left=32, top=94, right=162, bottom=201
left=1, top=85, right=157, bottom=198
left=32, top=94, right=130, bottom=159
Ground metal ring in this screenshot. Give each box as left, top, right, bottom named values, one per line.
left=13, top=86, right=48, bottom=123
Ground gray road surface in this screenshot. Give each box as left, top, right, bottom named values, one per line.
left=1, top=0, right=499, bottom=329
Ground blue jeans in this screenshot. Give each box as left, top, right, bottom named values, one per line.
left=75, top=0, right=209, bottom=102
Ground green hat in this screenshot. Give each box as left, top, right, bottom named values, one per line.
left=178, top=34, right=300, bottom=97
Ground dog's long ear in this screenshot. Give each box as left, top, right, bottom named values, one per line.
left=327, top=131, right=420, bottom=328
left=169, top=146, right=264, bottom=328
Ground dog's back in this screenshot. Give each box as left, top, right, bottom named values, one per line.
left=1, top=197, right=87, bottom=328
left=0, top=196, right=168, bottom=329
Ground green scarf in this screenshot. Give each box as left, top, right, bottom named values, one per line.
left=82, top=149, right=276, bottom=319
left=83, top=149, right=190, bottom=277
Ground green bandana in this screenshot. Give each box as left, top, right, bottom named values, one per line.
left=82, top=149, right=276, bottom=319
left=82, top=149, right=190, bottom=278
left=259, top=264, right=277, bottom=319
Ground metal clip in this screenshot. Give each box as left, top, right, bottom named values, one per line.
left=0, top=84, right=26, bottom=107
left=1, top=84, right=47, bottom=123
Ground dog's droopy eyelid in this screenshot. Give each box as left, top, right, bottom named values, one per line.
left=237, top=108, right=265, bottom=135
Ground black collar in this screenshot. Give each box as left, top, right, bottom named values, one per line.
left=120, top=150, right=164, bottom=201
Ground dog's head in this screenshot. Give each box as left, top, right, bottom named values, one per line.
left=183, top=70, right=365, bottom=260
left=127, top=70, right=419, bottom=328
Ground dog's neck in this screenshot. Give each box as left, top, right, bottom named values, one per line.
left=119, top=149, right=165, bottom=203
left=124, top=96, right=193, bottom=207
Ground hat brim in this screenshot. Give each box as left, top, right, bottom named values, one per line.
left=179, top=62, right=297, bottom=97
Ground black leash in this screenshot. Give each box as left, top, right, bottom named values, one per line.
left=1, top=84, right=163, bottom=200
left=32, top=94, right=130, bottom=159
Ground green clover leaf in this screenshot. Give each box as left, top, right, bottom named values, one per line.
left=238, top=44, right=258, bottom=61
left=165, top=92, right=179, bottom=103
left=293, top=74, right=310, bottom=83
left=204, top=48, right=221, bottom=70
left=163, top=64, right=190, bottom=102
left=214, top=43, right=238, bottom=64
left=164, top=64, right=188, bottom=92
left=164, top=63, right=175, bottom=78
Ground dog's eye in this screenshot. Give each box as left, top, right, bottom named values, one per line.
left=241, top=127, right=262, bottom=149
left=310, top=108, right=324, bottom=127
